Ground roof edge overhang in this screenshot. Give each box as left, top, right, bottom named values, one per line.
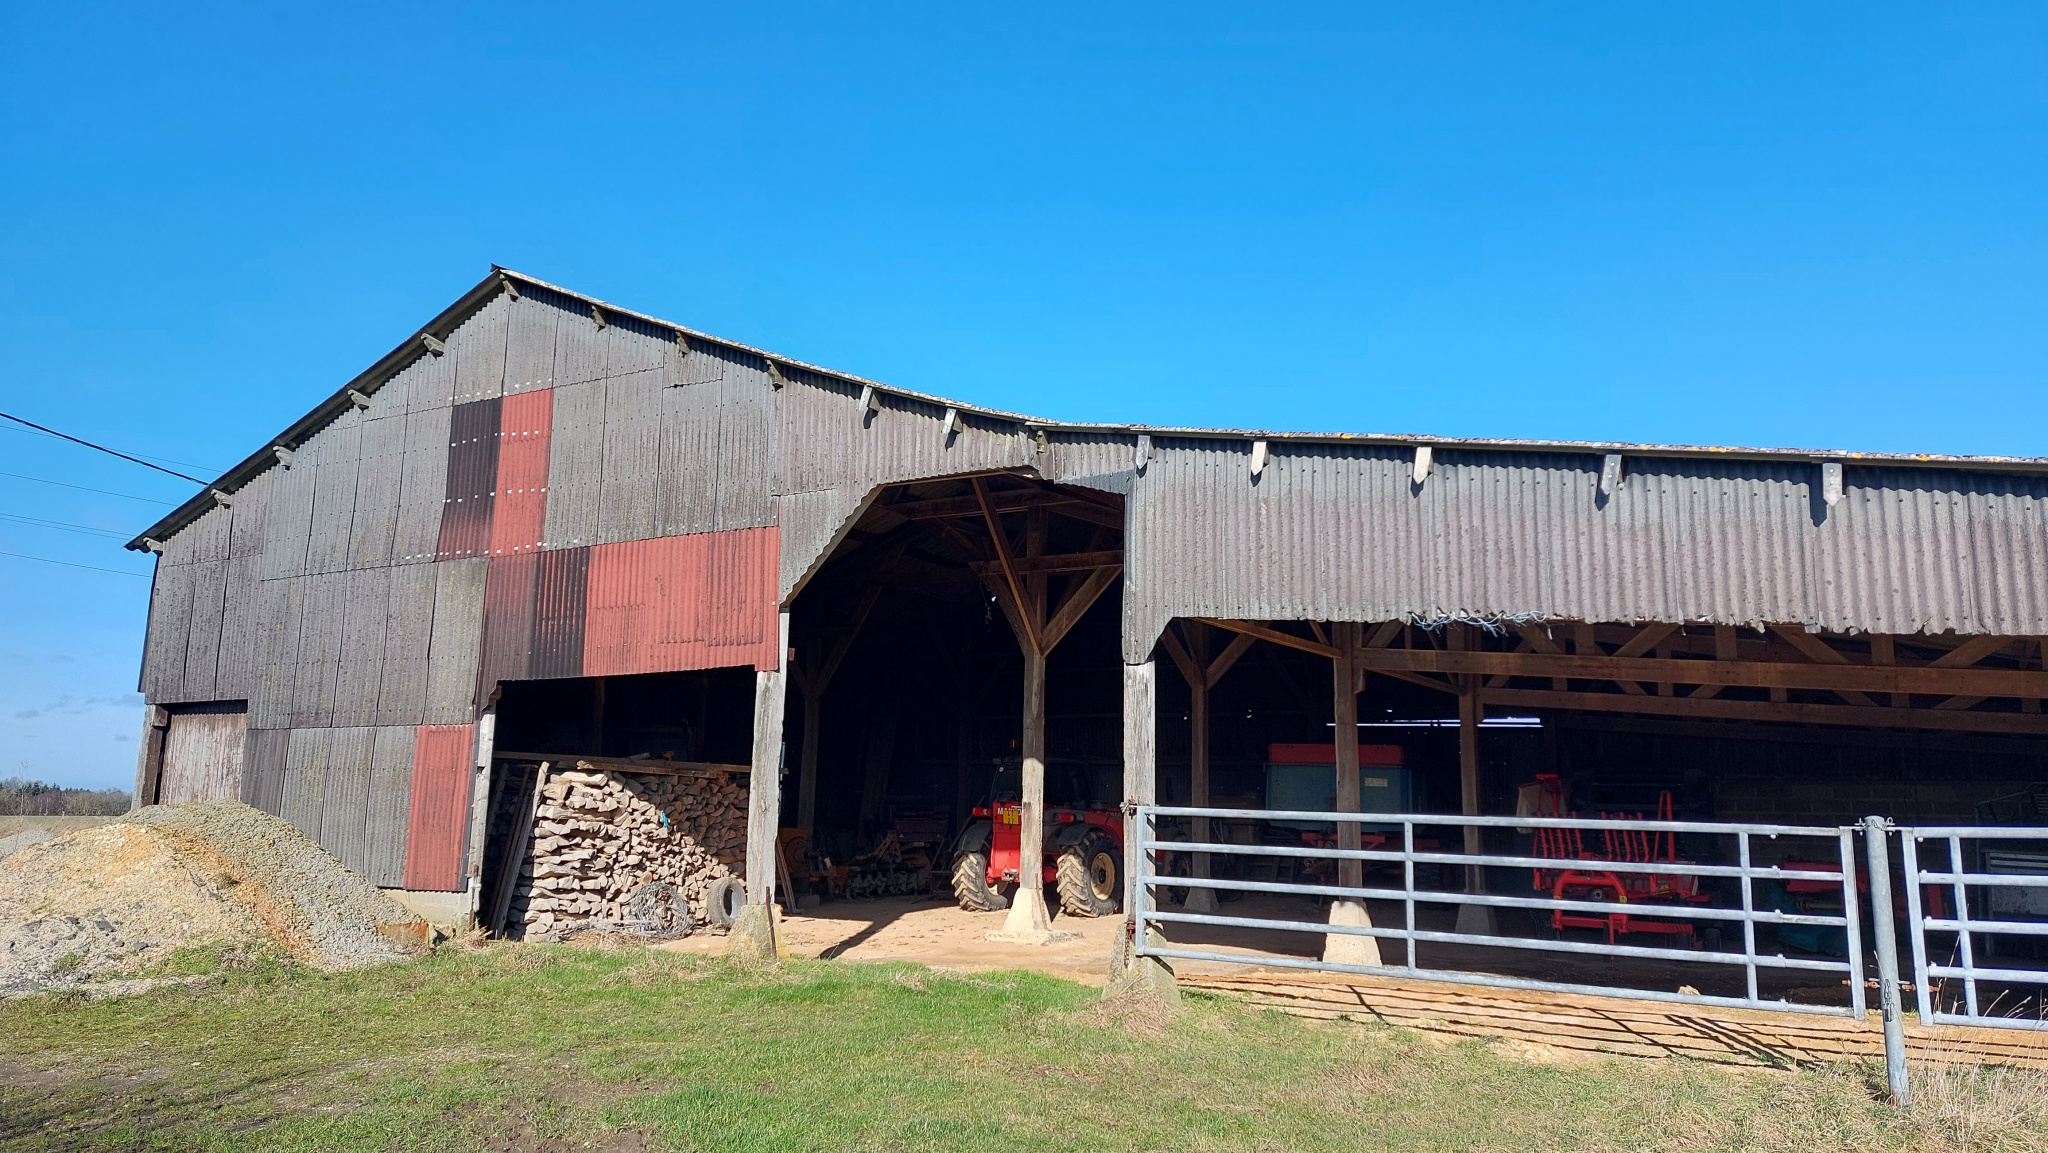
left=129, top=266, right=2048, bottom=551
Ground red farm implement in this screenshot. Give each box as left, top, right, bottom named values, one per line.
left=1526, top=775, right=1716, bottom=947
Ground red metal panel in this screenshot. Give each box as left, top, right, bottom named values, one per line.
left=1268, top=743, right=1403, bottom=766
left=530, top=545, right=589, bottom=679
left=402, top=723, right=474, bottom=891
left=582, top=526, right=781, bottom=676
left=489, top=388, right=552, bottom=557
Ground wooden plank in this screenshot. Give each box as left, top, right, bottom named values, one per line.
left=1478, top=687, right=2048, bottom=735
left=1207, top=631, right=1258, bottom=687
left=1195, top=618, right=1339, bottom=659
left=1931, top=635, right=2015, bottom=669
left=883, top=488, right=1078, bottom=520
left=1611, top=622, right=1680, bottom=659
left=966, top=549, right=1124, bottom=577
left=973, top=477, right=1038, bottom=655
left=365, top=724, right=416, bottom=887
left=1768, top=623, right=1877, bottom=705
left=1352, top=647, right=2048, bottom=698
left=490, top=760, right=548, bottom=935
left=494, top=751, right=745, bottom=777
left=1158, top=622, right=1203, bottom=689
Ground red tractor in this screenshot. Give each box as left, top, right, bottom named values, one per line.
left=950, top=760, right=1124, bottom=917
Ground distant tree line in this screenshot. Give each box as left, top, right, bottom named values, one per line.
left=0, top=776, right=131, bottom=816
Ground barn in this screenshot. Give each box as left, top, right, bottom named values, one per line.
left=126, top=268, right=2048, bottom=969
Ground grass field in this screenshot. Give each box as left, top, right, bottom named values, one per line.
left=1, top=941, right=2043, bottom=1152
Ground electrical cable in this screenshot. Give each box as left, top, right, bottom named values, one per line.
left=0, top=416, right=224, bottom=473
left=0, top=410, right=211, bottom=484
left=0, top=511, right=132, bottom=539
left=0, top=549, right=150, bottom=577
left=0, top=470, right=175, bottom=504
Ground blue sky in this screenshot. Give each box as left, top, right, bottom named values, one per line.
left=1, top=4, right=2043, bottom=789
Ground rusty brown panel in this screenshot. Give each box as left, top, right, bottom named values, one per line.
left=436, top=397, right=502, bottom=562
left=531, top=545, right=590, bottom=680
left=582, top=527, right=781, bottom=676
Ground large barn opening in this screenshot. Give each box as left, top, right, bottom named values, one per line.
left=780, top=471, right=1127, bottom=926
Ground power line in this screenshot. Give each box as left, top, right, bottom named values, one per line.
left=0, top=470, right=175, bottom=505
left=0, top=511, right=132, bottom=539
left=0, top=411, right=211, bottom=485
left=0, top=416, right=224, bottom=473
left=0, top=549, right=150, bottom=578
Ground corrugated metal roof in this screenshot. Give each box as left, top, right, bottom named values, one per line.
left=129, top=265, right=2048, bottom=552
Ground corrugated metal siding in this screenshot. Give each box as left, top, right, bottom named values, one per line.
left=333, top=567, right=391, bottom=727
left=540, top=377, right=606, bottom=550
left=488, top=387, right=552, bottom=557
left=242, top=727, right=289, bottom=814
left=213, top=553, right=265, bottom=699
left=260, top=452, right=317, bottom=579
left=403, top=722, right=474, bottom=892
left=365, top=725, right=415, bottom=886
left=773, top=372, right=1033, bottom=498
left=656, top=344, right=776, bottom=537
left=140, top=561, right=195, bottom=701
left=552, top=293, right=608, bottom=386
left=595, top=367, right=663, bottom=545
left=436, top=397, right=501, bottom=561
left=531, top=545, right=590, bottom=679
left=393, top=406, right=453, bottom=564
left=450, top=292, right=511, bottom=405
left=776, top=487, right=865, bottom=601
left=280, top=726, right=332, bottom=845
left=502, top=293, right=561, bottom=396
left=346, top=412, right=408, bottom=568
left=478, top=551, right=539, bottom=691
left=251, top=576, right=303, bottom=729
left=581, top=527, right=781, bottom=675
left=179, top=557, right=229, bottom=699
left=303, top=409, right=362, bottom=576
left=290, top=570, right=348, bottom=728
left=320, top=725, right=375, bottom=875
left=1121, top=441, right=2048, bottom=659
left=376, top=562, right=439, bottom=726
left=423, top=558, right=487, bottom=724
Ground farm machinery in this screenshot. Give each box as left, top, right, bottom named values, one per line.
left=950, top=759, right=1124, bottom=917
left=1527, top=774, right=1717, bottom=947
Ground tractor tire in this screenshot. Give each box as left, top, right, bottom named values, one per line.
left=1057, top=831, right=1122, bottom=918
left=952, top=849, right=1008, bottom=912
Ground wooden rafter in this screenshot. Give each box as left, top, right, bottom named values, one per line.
left=971, top=476, right=1038, bottom=655
left=1479, top=687, right=2048, bottom=736
left=1344, top=647, right=2048, bottom=698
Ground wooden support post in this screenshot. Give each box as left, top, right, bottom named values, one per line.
left=1453, top=688, right=1496, bottom=936
left=1325, top=622, right=1381, bottom=964
left=463, top=700, right=499, bottom=923
left=1122, top=660, right=1157, bottom=920
left=745, top=611, right=792, bottom=910
left=1003, top=645, right=1053, bottom=934
left=132, top=704, right=168, bottom=811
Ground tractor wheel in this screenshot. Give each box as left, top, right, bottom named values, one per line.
left=952, top=849, right=1008, bottom=911
left=1057, top=831, right=1122, bottom=918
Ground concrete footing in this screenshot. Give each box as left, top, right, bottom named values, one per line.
left=726, top=902, right=785, bottom=962
left=1104, top=924, right=1180, bottom=1002
left=1454, top=901, right=1499, bottom=937
left=1322, top=898, right=1383, bottom=965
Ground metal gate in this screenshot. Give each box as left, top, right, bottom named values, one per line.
left=1131, top=804, right=1871, bottom=1019
left=1899, top=825, right=2048, bottom=1032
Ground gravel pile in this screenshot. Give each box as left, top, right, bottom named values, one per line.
left=0, top=801, right=424, bottom=997
left=0, top=828, right=54, bottom=858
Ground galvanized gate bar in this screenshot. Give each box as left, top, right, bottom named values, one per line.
left=1882, top=825, right=2048, bottom=1033
left=1134, top=804, right=1872, bottom=1021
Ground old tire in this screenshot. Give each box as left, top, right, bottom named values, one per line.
left=705, top=875, right=747, bottom=929
left=952, top=849, right=1008, bottom=911
left=1057, top=831, right=1121, bottom=918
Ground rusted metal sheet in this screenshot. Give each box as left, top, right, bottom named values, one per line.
left=1120, top=442, right=2048, bottom=660
left=365, top=725, right=415, bottom=886
left=582, top=527, right=782, bottom=675
left=157, top=705, right=248, bottom=805
left=241, top=727, right=289, bottom=814
left=403, top=722, right=475, bottom=892
left=375, top=562, right=439, bottom=726
left=531, top=545, right=590, bottom=679
left=488, top=387, right=552, bottom=557
left=450, top=291, right=510, bottom=406
left=393, top=405, right=453, bottom=564
left=477, top=551, right=539, bottom=692
left=436, top=397, right=501, bottom=561
left=422, top=558, right=487, bottom=724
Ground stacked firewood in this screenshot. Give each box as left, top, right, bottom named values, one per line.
left=513, top=765, right=748, bottom=941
